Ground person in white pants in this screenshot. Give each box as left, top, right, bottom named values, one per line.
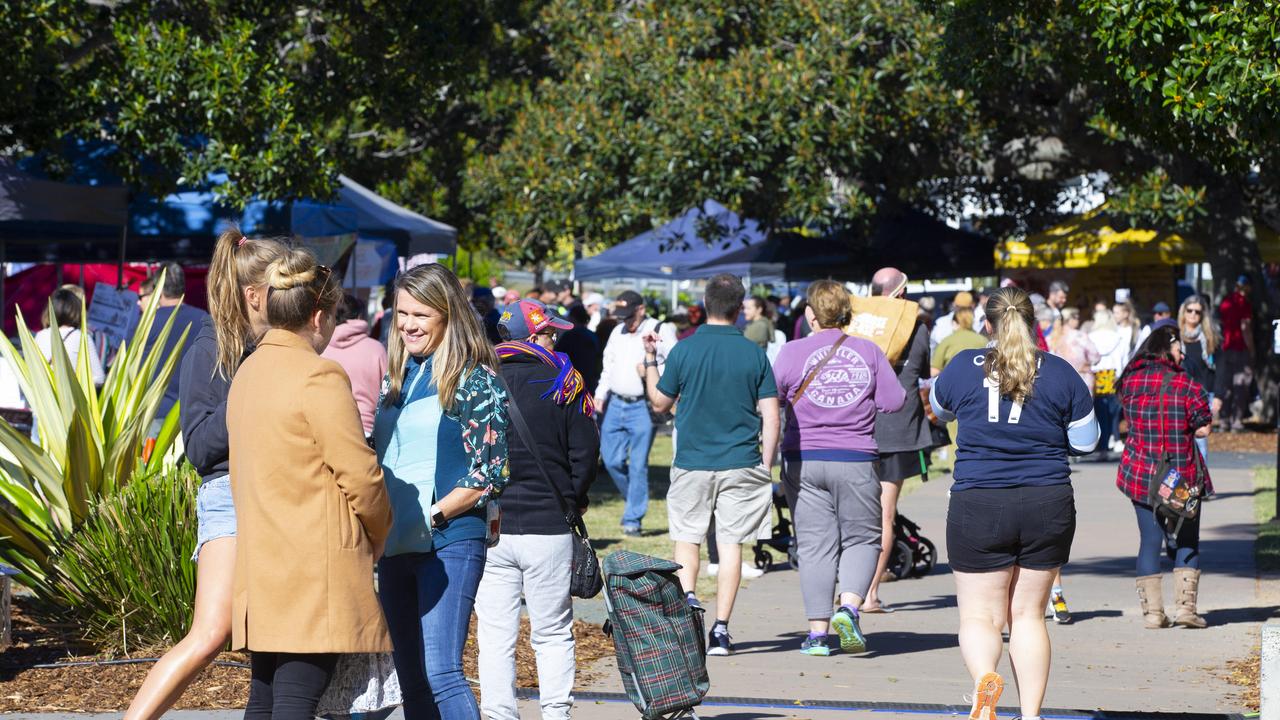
left=478, top=535, right=577, bottom=720
left=478, top=298, right=600, bottom=720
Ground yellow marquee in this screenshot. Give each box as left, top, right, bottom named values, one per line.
left=995, top=212, right=1280, bottom=269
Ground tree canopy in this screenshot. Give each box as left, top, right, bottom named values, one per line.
left=3, top=0, right=1277, bottom=285
left=0, top=1, right=542, bottom=228
left=465, top=0, right=986, bottom=262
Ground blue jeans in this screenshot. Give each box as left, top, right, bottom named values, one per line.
left=379, top=540, right=487, bottom=720
left=1133, top=501, right=1199, bottom=576
left=600, top=398, right=653, bottom=528
left=1094, top=394, right=1119, bottom=453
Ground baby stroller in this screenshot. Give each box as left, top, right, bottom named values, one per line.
left=752, top=488, right=797, bottom=571
left=888, top=513, right=937, bottom=579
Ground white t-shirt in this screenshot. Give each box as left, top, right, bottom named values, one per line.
left=596, top=317, right=678, bottom=400
left=35, top=326, right=106, bottom=386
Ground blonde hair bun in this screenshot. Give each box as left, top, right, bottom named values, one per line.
left=266, top=248, right=318, bottom=290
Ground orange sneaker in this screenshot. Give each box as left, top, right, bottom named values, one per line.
left=968, top=672, right=1004, bottom=720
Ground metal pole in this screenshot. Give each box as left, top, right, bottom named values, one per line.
left=117, top=223, right=128, bottom=289
left=0, top=239, right=6, bottom=334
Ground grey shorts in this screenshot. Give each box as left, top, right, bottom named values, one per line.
left=192, top=475, right=237, bottom=561
left=667, top=465, right=773, bottom=545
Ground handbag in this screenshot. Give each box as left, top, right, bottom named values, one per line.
left=502, top=378, right=604, bottom=599
left=1146, top=373, right=1205, bottom=534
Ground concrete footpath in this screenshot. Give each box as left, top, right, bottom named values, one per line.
left=576, top=459, right=1271, bottom=717
left=22, top=462, right=1271, bottom=720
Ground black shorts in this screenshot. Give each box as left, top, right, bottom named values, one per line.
left=875, top=450, right=929, bottom=483
left=946, top=484, right=1076, bottom=572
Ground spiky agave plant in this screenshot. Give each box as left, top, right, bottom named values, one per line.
left=0, top=282, right=189, bottom=597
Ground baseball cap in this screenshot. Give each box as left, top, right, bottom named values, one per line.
left=583, top=292, right=606, bottom=308
left=491, top=285, right=507, bottom=300
left=611, top=290, right=645, bottom=319
left=498, top=299, right=573, bottom=340
left=1237, top=274, right=1252, bottom=286
left=1151, top=318, right=1178, bottom=333
left=546, top=279, right=570, bottom=294
left=952, top=291, right=975, bottom=308
left=1152, top=301, right=1171, bottom=314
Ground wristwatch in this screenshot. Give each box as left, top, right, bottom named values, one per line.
left=643, top=354, right=659, bottom=369
left=430, top=504, right=448, bottom=529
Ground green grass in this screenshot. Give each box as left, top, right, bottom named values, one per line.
left=1253, top=467, right=1280, bottom=573
left=584, top=432, right=753, bottom=597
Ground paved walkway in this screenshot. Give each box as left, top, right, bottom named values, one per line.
left=26, top=462, right=1271, bottom=720
left=576, top=459, right=1270, bottom=716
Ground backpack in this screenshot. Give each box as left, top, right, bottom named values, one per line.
left=602, top=551, right=708, bottom=720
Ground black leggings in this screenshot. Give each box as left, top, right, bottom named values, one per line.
left=245, top=651, right=338, bottom=720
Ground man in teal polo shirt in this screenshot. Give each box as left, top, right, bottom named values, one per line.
left=642, top=273, right=780, bottom=657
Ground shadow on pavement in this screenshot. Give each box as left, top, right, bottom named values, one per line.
left=1203, top=605, right=1280, bottom=626
left=860, top=631, right=957, bottom=657
left=730, top=632, right=805, bottom=655
left=888, top=594, right=958, bottom=611
left=1064, top=609, right=1124, bottom=623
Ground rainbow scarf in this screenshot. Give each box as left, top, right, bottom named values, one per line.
left=495, top=341, right=595, bottom=417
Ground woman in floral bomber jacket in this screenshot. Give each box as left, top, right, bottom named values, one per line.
left=1117, top=324, right=1213, bottom=630
left=373, top=264, right=510, bottom=720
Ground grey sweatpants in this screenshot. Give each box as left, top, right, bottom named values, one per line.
left=781, top=458, right=883, bottom=620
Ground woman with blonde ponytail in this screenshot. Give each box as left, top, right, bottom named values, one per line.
left=124, top=228, right=287, bottom=720
left=373, top=263, right=509, bottom=720
left=928, top=287, right=1100, bottom=720
left=226, top=247, right=393, bottom=719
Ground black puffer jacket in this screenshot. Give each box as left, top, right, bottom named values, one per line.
left=498, top=349, right=599, bottom=535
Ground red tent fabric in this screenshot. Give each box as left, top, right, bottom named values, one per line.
left=4, top=263, right=209, bottom=337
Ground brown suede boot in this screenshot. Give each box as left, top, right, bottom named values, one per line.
left=1135, top=574, right=1169, bottom=628
left=1172, top=567, right=1207, bottom=628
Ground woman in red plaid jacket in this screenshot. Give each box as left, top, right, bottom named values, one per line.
left=1117, top=323, right=1213, bottom=629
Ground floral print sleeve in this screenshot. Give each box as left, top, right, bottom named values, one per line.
left=450, top=364, right=510, bottom=504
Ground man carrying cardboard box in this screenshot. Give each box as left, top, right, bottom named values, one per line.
left=855, top=267, right=934, bottom=613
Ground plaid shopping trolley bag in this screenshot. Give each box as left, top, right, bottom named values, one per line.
left=602, top=551, right=708, bottom=720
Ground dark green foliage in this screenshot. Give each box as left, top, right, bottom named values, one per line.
left=51, top=465, right=199, bottom=653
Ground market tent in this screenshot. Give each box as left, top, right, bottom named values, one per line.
left=1, top=263, right=210, bottom=337
left=337, top=175, right=457, bottom=256
left=128, top=177, right=359, bottom=264
left=996, top=210, right=1280, bottom=269
left=694, top=208, right=994, bottom=282
left=574, top=200, right=767, bottom=280
left=0, top=162, right=128, bottom=263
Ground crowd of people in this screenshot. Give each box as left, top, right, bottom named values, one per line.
left=9, top=234, right=1236, bottom=720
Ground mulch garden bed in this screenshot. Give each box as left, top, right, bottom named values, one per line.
left=0, top=597, right=614, bottom=713
left=1209, top=429, right=1277, bottom=454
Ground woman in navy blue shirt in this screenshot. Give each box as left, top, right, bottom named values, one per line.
left=930, top=287, right=1099, bottom=720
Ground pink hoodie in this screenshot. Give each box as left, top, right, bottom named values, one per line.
left=321, top=320, right=388, bottom=434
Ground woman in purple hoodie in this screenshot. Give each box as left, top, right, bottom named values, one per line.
left=321, top=294, right=389, bottom=436
left=773, top=280, right=905, bottom=657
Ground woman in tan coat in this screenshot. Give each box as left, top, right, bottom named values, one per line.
left=227, top=247, right=394, bottom=720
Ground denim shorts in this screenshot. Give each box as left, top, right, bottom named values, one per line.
left=192, top=475, right=237, bottom=561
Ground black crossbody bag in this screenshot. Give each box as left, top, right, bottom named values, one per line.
left=1146, top=373, right=1206, bottom=534
left=500, top=378, right=604, bottom=599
